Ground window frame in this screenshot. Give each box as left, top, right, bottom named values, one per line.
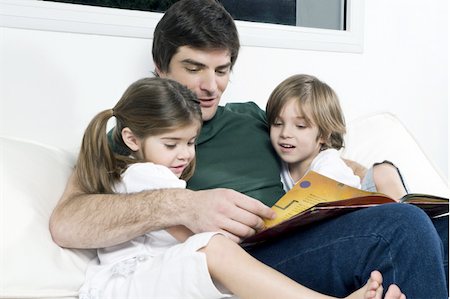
left=0, top=0, right=364, bottom=53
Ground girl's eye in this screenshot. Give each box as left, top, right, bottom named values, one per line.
left=188, top=138, right=197, bottom=146
left=272, top=122, right=282, bottom=127
left=165, top=144, right=176, bottom=149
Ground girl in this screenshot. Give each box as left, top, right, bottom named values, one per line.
left=76, top=77, right=403, bottom=299
left=266, top=74, right=408, bottom=200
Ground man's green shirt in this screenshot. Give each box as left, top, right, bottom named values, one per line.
left=187, top=102, right=285, bottom=206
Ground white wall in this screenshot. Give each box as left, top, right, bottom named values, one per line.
left=226, top=0, right=449, bottom=182
left=0, top=0, right=448, bottom=182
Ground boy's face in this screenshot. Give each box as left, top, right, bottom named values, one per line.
left=157, top=46, right=232, bottom=121
left=270, top=99, right=324, bottom=172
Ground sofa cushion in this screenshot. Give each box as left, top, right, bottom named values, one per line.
left=342, top=113, right=449, bottom=197
left=0, top=137, right=94, bottom=299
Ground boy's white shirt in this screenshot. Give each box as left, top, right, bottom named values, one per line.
left=280, top=148, right=361, bottom=192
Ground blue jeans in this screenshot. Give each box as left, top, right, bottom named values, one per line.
left=432, top=215, right=449, bottom=289
left=247, top=203, right=447, bottom=298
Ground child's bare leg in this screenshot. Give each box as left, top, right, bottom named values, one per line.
left=373, top=163, right=407, bottom=200
left=202, top=234, right=337, bottom=299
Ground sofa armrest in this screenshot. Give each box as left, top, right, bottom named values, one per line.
left=0, top=136, right=94, bottom=299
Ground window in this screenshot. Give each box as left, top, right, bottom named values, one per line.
left=42, top=0, right=346, bottom=30
left=0, top=0, right=364, bottom=52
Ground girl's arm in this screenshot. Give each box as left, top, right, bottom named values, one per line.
left=166, top=226, right=194, bottom=242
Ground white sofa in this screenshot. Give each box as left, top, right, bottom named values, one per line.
left=1, top=112, right=449, bottom=299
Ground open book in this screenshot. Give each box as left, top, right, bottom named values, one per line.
left=241, top=170, right=449, bottom=248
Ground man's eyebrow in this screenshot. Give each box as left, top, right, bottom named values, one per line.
left=216, top=62, right=232, bottom=69
left=180, top=59, right=231, bottom=69
left=180, top=59, right=206, bottom=67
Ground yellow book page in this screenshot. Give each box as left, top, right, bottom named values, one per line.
left=265, top=171, right=375, bottom=227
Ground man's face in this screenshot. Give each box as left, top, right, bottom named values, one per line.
left=157, top=46, right=232, bottom=121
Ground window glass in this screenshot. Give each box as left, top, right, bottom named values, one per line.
left=43, top=0, right=346, bottom=30
left=43, top=0, right=176, bottom=12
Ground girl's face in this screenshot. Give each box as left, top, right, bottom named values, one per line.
left=270, top=98, right=324, bottom=170
left=140, top=122, right=200, bottom=178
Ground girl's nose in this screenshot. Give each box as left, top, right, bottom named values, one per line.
left=177, top=146, right=192, bottom=161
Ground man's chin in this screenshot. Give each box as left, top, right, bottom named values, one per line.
left=201, top=106, right=219, bottom=121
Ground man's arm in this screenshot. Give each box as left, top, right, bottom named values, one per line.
left=49, top=171, right=275, bottom=249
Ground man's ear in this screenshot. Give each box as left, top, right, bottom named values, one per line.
left=154, top=65, right=162, bottom=77
left=121, top=127, right=140, bottom=152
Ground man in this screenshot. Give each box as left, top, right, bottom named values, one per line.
left=50, top=0, right=447, bottom=297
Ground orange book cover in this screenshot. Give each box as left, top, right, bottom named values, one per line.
left=241, top=171, right=448, bottom=248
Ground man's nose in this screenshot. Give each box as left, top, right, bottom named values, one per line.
left=199, top=70, right=218, bottom=93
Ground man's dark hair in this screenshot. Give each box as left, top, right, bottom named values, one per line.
left=152, top=0, right=240, bottom=73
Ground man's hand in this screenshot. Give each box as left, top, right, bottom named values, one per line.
left=180, top=188, right=276, bottom=243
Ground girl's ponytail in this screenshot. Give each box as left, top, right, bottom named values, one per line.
left=76, top=109, right=119, bottom=194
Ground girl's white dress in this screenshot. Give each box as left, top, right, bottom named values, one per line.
left=79, top=163, right=231, bottom=299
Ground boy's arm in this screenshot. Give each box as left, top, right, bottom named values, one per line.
left=343, top=159, right=368, bottom=181
left=49, top=171, right=275, bottom=249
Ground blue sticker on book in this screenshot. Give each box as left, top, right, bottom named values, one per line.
left=300, top=180, right=311, bottom=188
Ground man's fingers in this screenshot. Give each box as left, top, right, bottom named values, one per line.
left=216, top=189, right=275, bottom=234
left=217, top=218, right=257, bottom=241
left=232, top=196, right=275, bottom=231
left=227, top=206, right=266, bottom=232
left=232, top=192, right=276, bottom=220
left=187, top=188, right=275, bottom=239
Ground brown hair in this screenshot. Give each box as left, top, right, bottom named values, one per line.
left=75, top=77, right=202, bottom=194
left=266, top=74, right=346, bottom=150
left=152, top=0, right=240, bottom=74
